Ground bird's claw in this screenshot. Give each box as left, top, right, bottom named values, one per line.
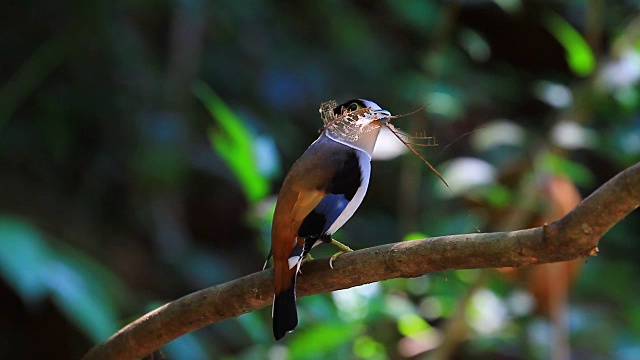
left=296, top=253, right=314, bottom=274
left=328, top=239, right=353, bottom=269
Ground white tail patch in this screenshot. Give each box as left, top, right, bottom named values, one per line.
left=288, top=255, right=301, bottom=269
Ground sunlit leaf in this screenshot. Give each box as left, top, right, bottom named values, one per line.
left=193, top=81, right=269, bottom=203
left=403, top=231, right=428, bottom=241
left=0, top=217, right=52, bottom=302
left=455, top=269, right=481, bottom=283
left=398, top=313, right=430, bottom=337
left=544, top=12, right=596, bottom=76
left=352, top=335, right=387, bottom=360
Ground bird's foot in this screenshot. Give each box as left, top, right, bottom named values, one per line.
left=329, top=239, right=353, bottom=269
left=296, top=253, right=314, bottom=274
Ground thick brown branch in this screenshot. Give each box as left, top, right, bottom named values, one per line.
left=82, top=162, right=640, bottom=360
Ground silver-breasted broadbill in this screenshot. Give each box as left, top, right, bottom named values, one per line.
left=267, top=99, right=391, bottom=340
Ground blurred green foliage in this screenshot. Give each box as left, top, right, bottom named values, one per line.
left=0, top=217, right=124, bottom=343
left=194, top=81, right=271, bottom=203
left=545, top=11, right=596, bottom=76
left=1, top=0, right=640, bottom=359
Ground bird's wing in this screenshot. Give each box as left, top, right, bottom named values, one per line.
left=291, top=190, right=326, bottom=235
left=271, top=188, right=325, bottom=293
left=298, top=194, right=350, bottom=238
left=263, top=189, right=327, bottom=270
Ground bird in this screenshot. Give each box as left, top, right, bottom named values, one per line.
left=268, top=99, right=392, bottom=340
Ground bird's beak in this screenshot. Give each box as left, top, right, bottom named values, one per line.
left=374, top=109, right=392, bottom=123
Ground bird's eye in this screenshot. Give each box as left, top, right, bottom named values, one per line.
left=347, top=102, right=359, bottom=112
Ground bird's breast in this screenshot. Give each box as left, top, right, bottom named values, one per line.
left=325, top=149, right=371, bottom=235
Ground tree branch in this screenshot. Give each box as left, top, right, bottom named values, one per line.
left=82, top=162, right=640, bottom=360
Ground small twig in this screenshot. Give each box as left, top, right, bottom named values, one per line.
left=386, top=123, right=450, bottom=187
left=387, top=103, right=431, bottom=120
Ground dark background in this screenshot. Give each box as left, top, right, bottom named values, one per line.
left=1, top=0, right=640, bottom=359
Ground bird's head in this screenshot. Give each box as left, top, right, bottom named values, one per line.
left=321, top=99, right=392, bottom=156
left=332, top=99, right=392, bottom=124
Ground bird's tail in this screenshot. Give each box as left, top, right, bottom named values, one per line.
left=273, top=240, right=308, bottom=340
left=273, top=271, right=298, bottom=340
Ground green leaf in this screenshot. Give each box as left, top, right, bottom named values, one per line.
left=0, top=216, right=123, bottom=342
left=0, top=216, right=52, bottom=302
left=397, top=313, right=430, bottom=337
left=538, top=152, right=595, bottom=187
left=403, top=231, right=428, bottom=241
left=47, top=256, right=119, bottom=342
left=544, top=12, right=596, bottom=76
left=287, top=322, right=359, bottom=358
left=352, top=335, right=387, bottom=360
left=484, top=184, right=512, bottom=209
left=193, top=81, right=269, bottom=203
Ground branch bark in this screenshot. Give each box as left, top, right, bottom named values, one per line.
left=83, top=162, right=640, bottom=360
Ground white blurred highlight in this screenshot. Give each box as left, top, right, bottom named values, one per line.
left=535, top=81, right=573, bottom=108
left=372, top=126, right=409, bottom=160
left=599, top=50, right=640, bottom=90
left=437, top=157, right=496, bottom=197
left=332, top=282, right=381, bottom=320
left=471, top=119, right=525, bottom=151
left=468, top=289, right=508, bottom=335
left=551, top=120, right=596, bottom=150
